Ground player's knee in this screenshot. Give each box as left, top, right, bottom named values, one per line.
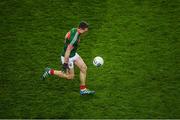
left=67, top=74, right=74, bottom=80
left=70, top=74, right=75, bottom=79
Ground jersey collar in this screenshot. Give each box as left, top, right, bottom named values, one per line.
left=77, top=29, right=81, bottom=35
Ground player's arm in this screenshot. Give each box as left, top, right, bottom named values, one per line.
left=62, top=45, right=73, bottom=72
left=63, top=30, right=78, bottom=71
left=64, top=45, right=73, bottom=63
left=64, top=30, right=78, bottom=63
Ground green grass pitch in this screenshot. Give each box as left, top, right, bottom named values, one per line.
left=0, top=0, right=179, bottom=118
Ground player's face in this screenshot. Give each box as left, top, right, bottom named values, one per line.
left=82, top=28, right=88, bottom=34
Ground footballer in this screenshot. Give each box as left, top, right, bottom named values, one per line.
left=41, top=21, right=95, bottom=95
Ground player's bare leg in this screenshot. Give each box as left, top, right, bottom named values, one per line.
left=68, top=68, right=75, bottom=79
left=75, top=57, right=95, bottom=95
left=41, top=67, right=74, bottom=80
left=54, top=70, right=69, bottom=79
left=64, top=67, right=74, bottom=80
left=75, top=57, right=87, bottom=85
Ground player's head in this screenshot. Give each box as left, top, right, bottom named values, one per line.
left=78, top=21, right=89, bottom=33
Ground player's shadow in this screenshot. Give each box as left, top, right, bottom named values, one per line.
left=39, top=77, right=98, bottom=99
left=80, top=94, right=96, bottom=99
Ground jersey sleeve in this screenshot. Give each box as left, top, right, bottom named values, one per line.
left=69, top=29, right=78, bottom=46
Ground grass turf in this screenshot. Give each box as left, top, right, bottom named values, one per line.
left=0, top=0, right=180, bottom=118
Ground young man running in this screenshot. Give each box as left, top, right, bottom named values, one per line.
left=41, top=21, right=95, bottom=95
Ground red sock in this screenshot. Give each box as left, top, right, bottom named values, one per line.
left=50, top=69, right=54, bottom=75
left=80, top=85, right=87, bottom=90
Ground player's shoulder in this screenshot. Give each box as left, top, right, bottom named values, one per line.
left=70, top=28, right=77, bottom=33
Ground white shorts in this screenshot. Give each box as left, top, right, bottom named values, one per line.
left=61, top=53, right=80, bottom=69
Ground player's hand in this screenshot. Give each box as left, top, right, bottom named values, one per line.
left=62, top=63, right=70, bottom=73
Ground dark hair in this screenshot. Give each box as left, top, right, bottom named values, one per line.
left=79, top=21, right=89, bottom=29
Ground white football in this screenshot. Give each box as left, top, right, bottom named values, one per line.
left=93, top=56, right=104, bottom=67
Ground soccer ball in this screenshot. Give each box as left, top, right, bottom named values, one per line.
left=93, top=56, right=104, bottom=67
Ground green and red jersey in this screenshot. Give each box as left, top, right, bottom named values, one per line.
left=61, top=28, right=81, bottom=57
